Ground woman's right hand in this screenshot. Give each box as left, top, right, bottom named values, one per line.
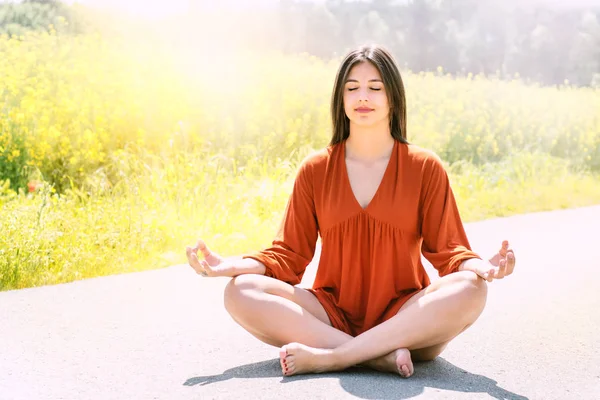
left=185, top=239, right=237, bottom=278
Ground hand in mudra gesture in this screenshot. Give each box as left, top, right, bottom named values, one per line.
left=475, top=240, right=516, bottom=282
left=186, top=239, right=235, bottom=278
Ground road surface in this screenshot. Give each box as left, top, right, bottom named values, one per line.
left=1, top=206, right=599, bottom=399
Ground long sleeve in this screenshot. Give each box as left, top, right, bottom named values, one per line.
left=419, top=153, right=480, bottom=277
left=242, top=157, right=319, bottom=285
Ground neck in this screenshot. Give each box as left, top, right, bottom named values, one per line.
left=345, top=123, right=394, bottom=161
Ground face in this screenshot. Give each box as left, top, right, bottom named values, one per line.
left=343, top=61, right=390, bottom=129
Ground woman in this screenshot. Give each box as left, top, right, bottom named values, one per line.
left=186, top=45, right=516, bottom=378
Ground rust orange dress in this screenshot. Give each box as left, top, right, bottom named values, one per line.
left=244, top=139, right=480, bottom=337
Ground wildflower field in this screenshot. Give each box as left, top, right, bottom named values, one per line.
left=1, top=30, right=600, bottom=290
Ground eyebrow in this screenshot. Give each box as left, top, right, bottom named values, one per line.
left=345, top=79, right=383, bottom=83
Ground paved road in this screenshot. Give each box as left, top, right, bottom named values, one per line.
left=1, top=206, right=600, bottom=400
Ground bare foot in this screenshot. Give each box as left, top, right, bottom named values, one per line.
left=366, top=348, right=414, bottom=378
left=279, top=343, right=338, bottom=376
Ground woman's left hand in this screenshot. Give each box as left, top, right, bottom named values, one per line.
left=466, top=240, right=516, bottom=282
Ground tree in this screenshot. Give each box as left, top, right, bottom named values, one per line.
left=354, top=10, right=390, bottom=48
left=306, top=3, right=341, bottom=58
left=404, top=0, right=437, bottom=72
left=0, top=0, right=88, bottom=36
left=568, top=11, right=600, bottom=86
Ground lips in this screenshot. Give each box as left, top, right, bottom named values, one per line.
left=356, top=107, right=374, bottom=113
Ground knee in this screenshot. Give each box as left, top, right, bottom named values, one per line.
left=223, top=274, right=265, bottom=315
left=454, top=270, right=488, bottom=310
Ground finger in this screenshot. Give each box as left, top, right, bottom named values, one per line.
left=192, top=254, right=206, bottom=275
left=189, top=239, right=205, bottom=254
left=497, top=258, right=507, bottom=279
left=186, top=248, right=206, bottom=275
left=481, top=269, right=489, bottom=281
left=499, top=240, right=509, bottom=257
left=185, top=246, right=195, bottom=264
left=506, top=250, right=516, bottom=275
left=198, top=239, right=212, bottom=258
left=200, top=260, right=213, bottom=277
left=482, top=266, right=494, bottom=282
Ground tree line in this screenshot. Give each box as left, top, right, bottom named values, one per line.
left=274, top=0, right=600, bottom=87
left=2, top=0, right=599, bottom=87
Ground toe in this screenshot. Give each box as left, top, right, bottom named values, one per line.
left=399, top=364, right=409, bottom=378
left=285, top=365, right=295, bottom=376
left=397, top=364, right=404, bottom=376
left=279, top=347, right=289, bottom=366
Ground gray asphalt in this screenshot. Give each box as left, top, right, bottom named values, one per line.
left=1, top=205, right=600, bottom=400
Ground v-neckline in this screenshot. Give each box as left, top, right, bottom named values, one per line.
left=342, top=139, right=396, bottom=212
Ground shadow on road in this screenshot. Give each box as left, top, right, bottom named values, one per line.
left=184, top=359, right=282, bottom=386
left=184, top=357, right=528, bottom=399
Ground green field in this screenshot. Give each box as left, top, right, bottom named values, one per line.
left=1, top=31, right=599, bottom=291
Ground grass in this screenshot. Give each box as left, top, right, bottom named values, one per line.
left=1, top=150, right=599, bottom=291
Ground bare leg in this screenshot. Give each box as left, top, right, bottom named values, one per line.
left=280, top=271, right=488, bottom=376
left=223, top=274, right=410, bottom=374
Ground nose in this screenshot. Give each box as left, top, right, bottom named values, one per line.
left=358, top=88, right=369, bottom=102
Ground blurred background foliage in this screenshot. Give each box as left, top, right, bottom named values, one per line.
left=1, top=0, right=599, bottom=290
left=2, top=0, right=599, bottom=86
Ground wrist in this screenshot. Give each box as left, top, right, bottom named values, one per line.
left=459, top=257, right=481, bottom=273
left=235, top=257, right=267, bottom=276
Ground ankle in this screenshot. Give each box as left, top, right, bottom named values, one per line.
left=327, top=348, right=346, bottom=370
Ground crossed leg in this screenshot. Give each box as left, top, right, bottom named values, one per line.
left=223, top=270, right=487, bottom=377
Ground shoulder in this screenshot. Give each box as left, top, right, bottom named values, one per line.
left=403, top=143, right=447, bottom=174
left=404, top=144, right=443, bottom=166
left=299, top=147, right=331, bottom=169
left=401, top=143, right=450, bottom=189
left=297, top=145, right=336, bottom=176
left=292, top=146, right=333, bottom=190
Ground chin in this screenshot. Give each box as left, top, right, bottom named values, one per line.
left=351, top=118, right=385, bottom=128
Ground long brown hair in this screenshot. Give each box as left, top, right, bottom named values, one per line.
left=329, top=45, right=408, bottom=146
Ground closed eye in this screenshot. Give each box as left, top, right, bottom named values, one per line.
left=347, top=88, right=382, bottom=91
